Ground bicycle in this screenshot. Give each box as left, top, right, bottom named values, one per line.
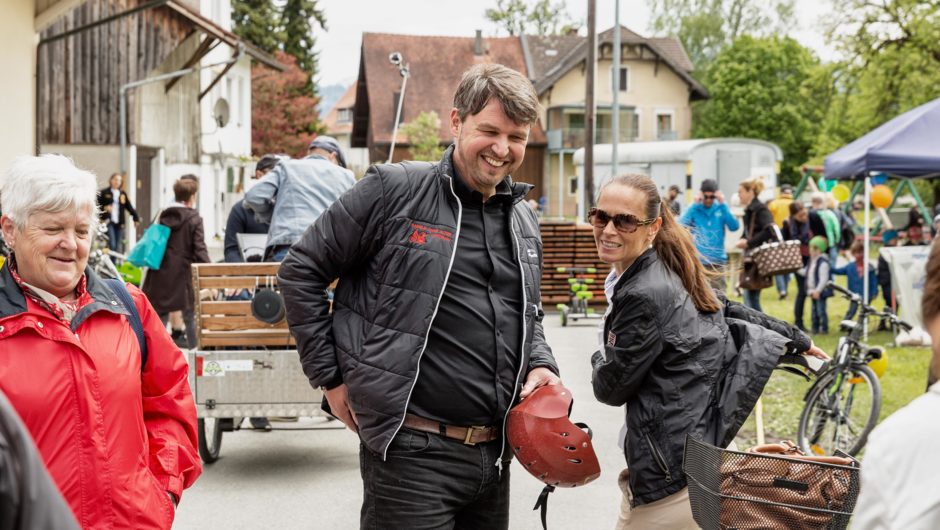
left=795, top=280, right=911, bottom=457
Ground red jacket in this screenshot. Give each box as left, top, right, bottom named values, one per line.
left=0, top=266, right=202, bottom=529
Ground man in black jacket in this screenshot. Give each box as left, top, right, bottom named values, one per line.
left=279, top=63, right=559, bottom=529
left=97, top=172, right=140, bottom=253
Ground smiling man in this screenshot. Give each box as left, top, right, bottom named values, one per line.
left=279, top=63, right=559, bottom=529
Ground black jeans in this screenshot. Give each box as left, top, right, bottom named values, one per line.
left=359, top=428, right=510, bottom=530
left=794, top=272, right=808, bottom=329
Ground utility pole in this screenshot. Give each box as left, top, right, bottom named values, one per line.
left=611, top=0, right=620, bottom=178
left=584, top=0, right=597, bottom=215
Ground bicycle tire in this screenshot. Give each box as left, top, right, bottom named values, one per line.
left=797, top=364, right=881, bottom=456
left=198, top=417, right=223, bottom=463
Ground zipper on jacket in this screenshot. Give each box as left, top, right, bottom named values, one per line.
left=382, top=175, right=463, bottom=461
left=497, top=212, right=530, bottom=476
left=645, top=433, right=673, bottom=483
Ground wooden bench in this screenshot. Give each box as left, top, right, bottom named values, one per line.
left=192, top=262, right=294, bottom=349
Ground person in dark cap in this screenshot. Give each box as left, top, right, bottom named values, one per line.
left=680, top=178, right=739, bottom=292
left=244, top=139, right=356, bottom=261
left=308, top=136, right=348, bottom=169
left=665, top=184, right=682, bottom=215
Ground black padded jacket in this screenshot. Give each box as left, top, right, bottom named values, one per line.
left=278, top=146, right=558, bottom=459
left=591, top=248, right=811, bottom=506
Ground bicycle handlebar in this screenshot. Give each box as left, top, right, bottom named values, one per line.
left=826, top=281, right=913, bottom=331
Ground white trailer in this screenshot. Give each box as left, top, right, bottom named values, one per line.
left=572, top=138, right=783, bottom=218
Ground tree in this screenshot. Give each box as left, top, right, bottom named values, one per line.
left=485, top=0, right=579, bottom=36
left=281, top=0, right=327, bottom=91
left=231, top=0, right=283, bottom=54
left=400, top=111, right=445, bottom=162
left=694, top=36, right=824, bottom=182
left=250, top=52, right=322, bottom=157
left=647, top=0, right=794, bottom=70
left=810, top=0, right=940, bottom=160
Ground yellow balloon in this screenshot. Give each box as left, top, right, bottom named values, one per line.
left=871, top=185, right=893, bottom=209
left=831, top=184, right=851, bottom=202
left=868, top=352, right=888, bottom=379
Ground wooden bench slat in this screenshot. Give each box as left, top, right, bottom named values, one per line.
left=192, top=263, right=282, bottom=276
left=198, top=277, right=280, bottom=289
left=199, top=301, right=252, bottom=316
left=199, top=332, right=296, bottom=348
left=201, top=316, right=289, bottom=331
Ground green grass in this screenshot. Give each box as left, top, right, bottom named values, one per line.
left=730, top=275, right=932, bottom=450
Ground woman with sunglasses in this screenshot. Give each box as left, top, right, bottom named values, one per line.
left=589, top=174, right=824, bottom=529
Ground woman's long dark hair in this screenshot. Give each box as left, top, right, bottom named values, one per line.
left=601, top=174, right=721, bottom=313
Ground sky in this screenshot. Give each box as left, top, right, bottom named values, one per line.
left=314, top=0, right=836, bottom=87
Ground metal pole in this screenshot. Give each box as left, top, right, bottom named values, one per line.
left=864, top=175, right=871, bottom=340
left=387, top=64, right=410, bottom=164
left=583, top=0, right=596, bottom=217
left=558, top=151, right=564, bottom=217
left=119, top=53, right=242, bottom=173
left=611, top=0, right=620, bottom=178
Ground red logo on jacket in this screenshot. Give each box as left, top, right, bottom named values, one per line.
left=409, top=230, right=428, bottom=245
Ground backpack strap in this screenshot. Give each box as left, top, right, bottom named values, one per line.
left=104, top=278, right=148, bottom=372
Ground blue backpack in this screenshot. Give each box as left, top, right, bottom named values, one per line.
left=104, top=278, right=148, bottom=371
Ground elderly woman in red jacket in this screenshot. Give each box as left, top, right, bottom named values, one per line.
left=0, top=154, right=201, bottom=529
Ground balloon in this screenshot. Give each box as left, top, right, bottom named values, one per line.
left=868, top=352, right=888, bottom=379
left=871, top=185, right=893, bottom=209
left=831, top=184, right=851, bottom=202
left=872, top=173, right=888, bottom=185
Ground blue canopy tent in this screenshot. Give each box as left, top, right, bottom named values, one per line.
left=824, top=97, right=940, bottom=180
left=823, top=96, right=940, bottom=330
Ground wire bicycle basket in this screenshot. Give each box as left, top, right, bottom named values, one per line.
left=683, top=436, right=860, bottom=530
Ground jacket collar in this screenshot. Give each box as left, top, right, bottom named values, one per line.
left=612, top=247, right=658, bottom=295
left=439, top=145, right=534, bottom=205
left=0, top=262, right=125, bottom=319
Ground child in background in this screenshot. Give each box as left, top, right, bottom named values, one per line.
left=877, top=230, right=898, bottom=331
left=833, top=240, right=879, bottom=320
left=807, top=236, right=834, bottom=334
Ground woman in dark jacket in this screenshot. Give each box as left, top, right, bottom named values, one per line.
left=735, top=177, right=775, bottom=311
left=589, top=174, right=825, bottom=529
left=142, top=176, right=210, bottom=348
left=783, top=201, right=812, bottom=331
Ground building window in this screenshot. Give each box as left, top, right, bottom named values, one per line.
left=610, top=66, right=629, bottom=92
left=337, top=108, right=352, bottom=124
left=656, top=111, right=675, bottom=140
left=569, top=177, right=578, bottom=196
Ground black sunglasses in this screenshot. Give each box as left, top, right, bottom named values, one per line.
left=588, top=207, right=657, bottom=233
left=703, top=193, right=717, bottom=199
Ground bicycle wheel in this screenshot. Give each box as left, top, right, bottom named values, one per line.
left=198, top=417, right=224, bottom=463
left=797, top=364, right=881, bottom=456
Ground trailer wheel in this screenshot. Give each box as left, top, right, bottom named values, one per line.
left=198, top=418, right=224, bottom=463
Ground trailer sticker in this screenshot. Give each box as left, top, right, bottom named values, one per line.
left=200, top=360, right=254, bottom=377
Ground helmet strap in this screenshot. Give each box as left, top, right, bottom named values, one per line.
left=532, top=484, right=556, bottom=530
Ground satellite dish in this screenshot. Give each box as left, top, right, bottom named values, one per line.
left=213, top=98, right=230, bottom=128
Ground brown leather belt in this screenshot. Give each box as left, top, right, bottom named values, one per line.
left=402, top=413, right=499, bottom=446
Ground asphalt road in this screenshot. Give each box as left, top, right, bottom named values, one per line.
left=174, top=314, right=627, bottom=530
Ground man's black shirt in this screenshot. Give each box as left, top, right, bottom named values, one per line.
left=407, top=170, right=524, bottom=426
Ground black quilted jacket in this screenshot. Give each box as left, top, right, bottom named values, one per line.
left=591, top=248, right=810, bottom=506
left=278, top=146, right=557, bottom=458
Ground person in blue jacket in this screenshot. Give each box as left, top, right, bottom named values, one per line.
left=832, top=240, right=879, bottom=320
left=680, top=178, right=740, bottom=293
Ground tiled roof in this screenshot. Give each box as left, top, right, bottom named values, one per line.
left=323, top=82, right=356, bottom=136
left=522, top=34, right=583, bottom=81
left=355, top=32, right=546, bottom=145
left=647, top=37, right=694, bottom=73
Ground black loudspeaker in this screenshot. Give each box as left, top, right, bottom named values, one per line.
left=251, top=288, right=285, bottom=324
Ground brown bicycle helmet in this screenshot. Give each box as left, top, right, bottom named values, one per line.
left=508, top=384, right=600, bottom=487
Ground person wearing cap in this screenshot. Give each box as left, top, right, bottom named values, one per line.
left=244, top=137, right=356, bottom=261
left=806, top=235, right=833, bottom=334
left=665, top=184, right=682, bottom=215
left=680, top=179, right=739, bottom=292
left=223, top=155, right=278, bottom=264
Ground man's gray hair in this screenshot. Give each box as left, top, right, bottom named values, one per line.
left=1, top=154, right=100, bottom=230
left=811, top=192, right=826, bottom=206
left=453, top=63, right=541, bottom=125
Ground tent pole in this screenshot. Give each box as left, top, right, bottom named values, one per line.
left=864, top=176, right=871, bottom=341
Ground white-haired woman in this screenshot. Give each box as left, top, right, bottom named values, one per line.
left=0, top=155, right=201, bottom=529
